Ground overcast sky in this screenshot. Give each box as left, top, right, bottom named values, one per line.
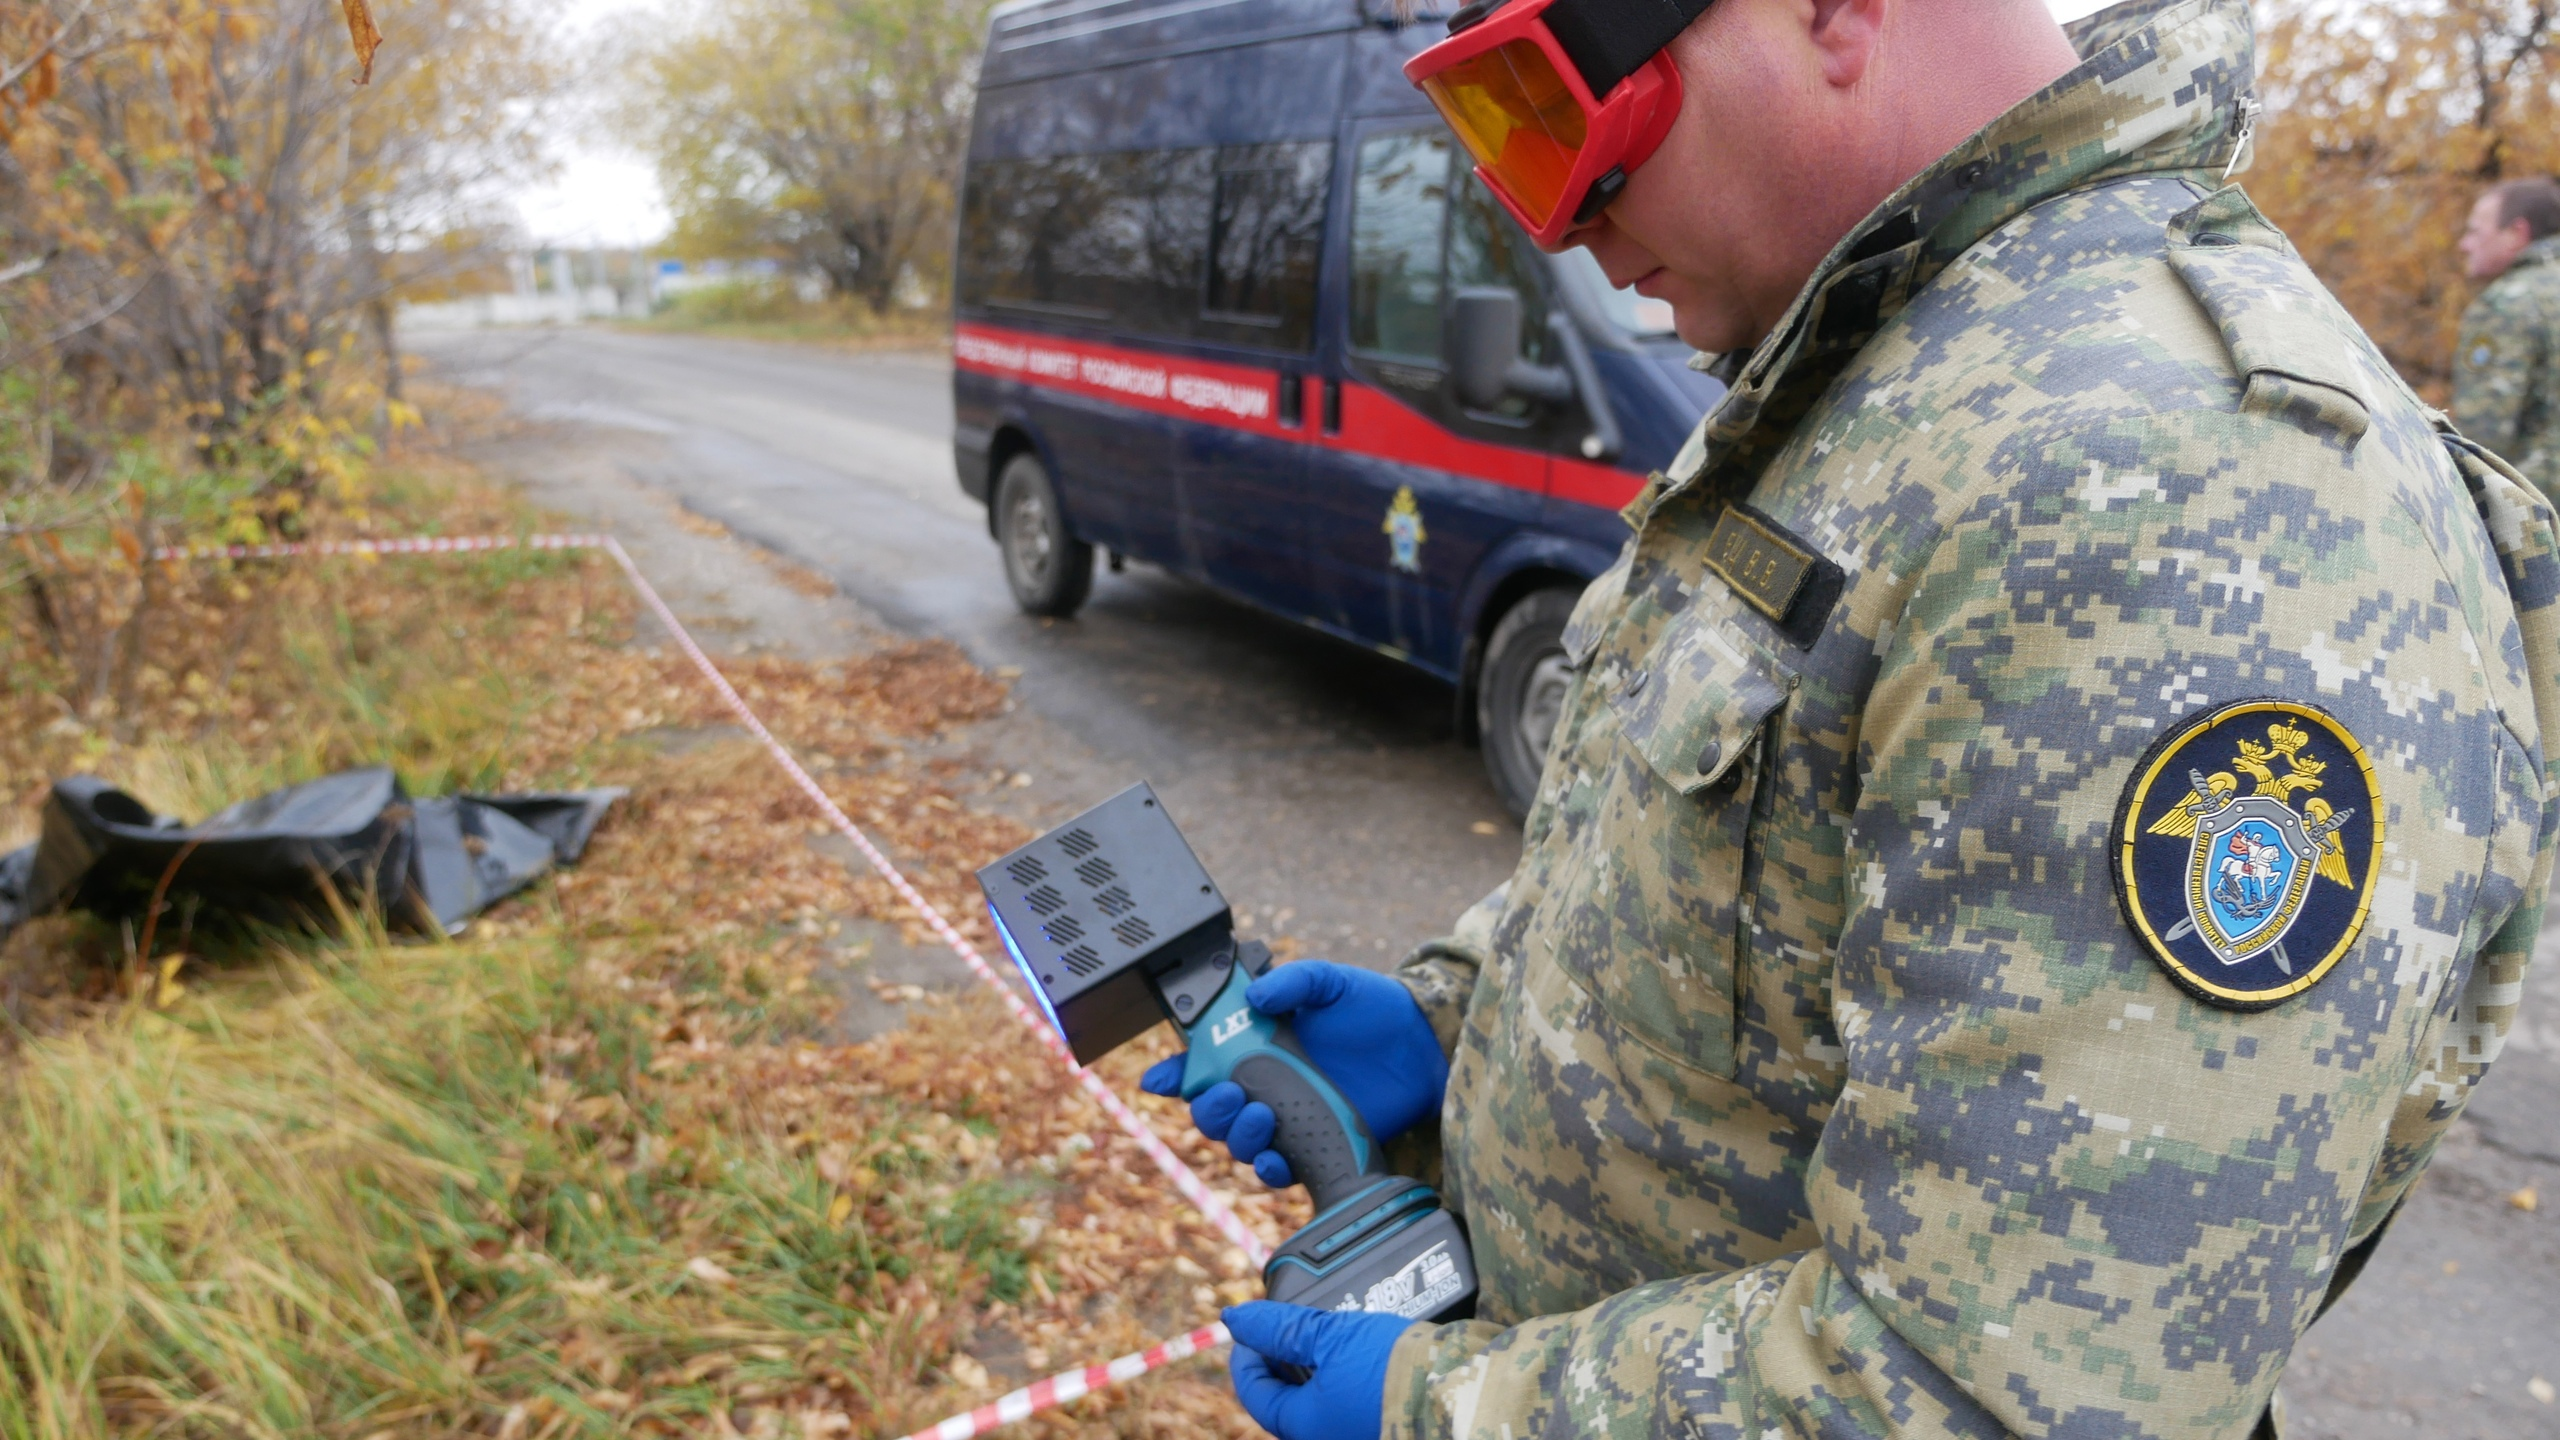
left=513, top=0, right=2130, bottom=248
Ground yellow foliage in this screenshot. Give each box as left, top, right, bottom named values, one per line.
left=2, top=0, right=555, bottom=498
left=2251, top=0, right=2560, bottom=403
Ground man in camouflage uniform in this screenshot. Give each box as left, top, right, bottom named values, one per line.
left=1183, top=2, right=2560, bottom=1437
left=2454, top=177, right=2560, bottom=507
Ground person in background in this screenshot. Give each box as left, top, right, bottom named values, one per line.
left=2455, top=176, right=2560, bottom=506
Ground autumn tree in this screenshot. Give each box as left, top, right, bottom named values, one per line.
left=631, top=0, right=996, bottom=312
left=2251, top=0, right=2560, bottom=400
left=1, top=0, right=550, bottom=478
left=0, top=0, right=551, bottom=719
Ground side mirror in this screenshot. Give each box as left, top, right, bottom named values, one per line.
left=1447, top=286, right=1575, bottom=411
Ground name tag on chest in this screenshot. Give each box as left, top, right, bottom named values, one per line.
left=1703, top=507, right=1817, bottom=623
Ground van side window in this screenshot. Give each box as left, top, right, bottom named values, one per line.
left=1349, top=132, right=1451, bottom=363
left=1205, top=143, right=1333, bottom=333
left=1349, top=129, right=1583, bottom=446
left=957, top=142, right=1330, bottom=351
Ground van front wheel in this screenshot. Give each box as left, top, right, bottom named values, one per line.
left=1478, top=587, right=1580, bottom=821
left=994, top=453, right=1093, bottom=618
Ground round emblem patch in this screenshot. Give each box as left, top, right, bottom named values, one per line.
left=2114, top=699, right=2384, bottom=1011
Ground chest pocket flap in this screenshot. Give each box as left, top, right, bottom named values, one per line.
left=1525, top=610, right=1793, bottom=1077
left=1616, top=617, right=1795, bottom=794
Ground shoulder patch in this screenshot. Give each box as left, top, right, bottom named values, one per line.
left=2114, top=698, right=2384, bottom=1011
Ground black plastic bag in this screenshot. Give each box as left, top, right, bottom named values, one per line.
left=0, top=768, right=622, bottom=942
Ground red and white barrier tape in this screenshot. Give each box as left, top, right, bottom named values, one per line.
left=896, top=1322, right=1232, bottom=1440
left=589, top=535, right=1269, bottom=1267
left=157, top=530, right=1259, bottom=1435
left=152, top=533, right=606, bottom=561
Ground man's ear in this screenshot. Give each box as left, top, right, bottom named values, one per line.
left=1806, top=0, right=1889, bottom=87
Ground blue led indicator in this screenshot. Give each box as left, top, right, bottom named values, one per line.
left=989, top=903, right=1066, bottom=1038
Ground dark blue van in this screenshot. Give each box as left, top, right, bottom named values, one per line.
left=950, top=0, right=1721, bottom=815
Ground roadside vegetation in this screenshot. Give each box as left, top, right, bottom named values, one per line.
left=0, top=446, right=1289, bottom=1437
left=0, top=7, right=1282, bottom=1435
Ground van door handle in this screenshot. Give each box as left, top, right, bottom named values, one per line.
left=1321, top=377, right=1342, bottom=436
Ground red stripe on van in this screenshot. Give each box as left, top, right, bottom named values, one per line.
left=955, top=323, right=1295, bottom=437
left=1548, top=454, right=1645, bottom=511
left=954, top=322, right=1646, bottom=513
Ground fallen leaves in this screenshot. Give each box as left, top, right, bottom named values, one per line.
left=339, top=0, right=382, bottom=83
left=0, top=460, right=1284, bottom=1435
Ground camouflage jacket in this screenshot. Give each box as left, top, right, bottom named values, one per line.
left=2454, top=236, right=2560, bottom=506
left=1386, top=3, right=2560, bottom=1437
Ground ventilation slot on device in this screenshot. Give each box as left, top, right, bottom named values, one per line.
left=1093, top=884, right=1136, bottom=917
left=1058, top=828, right=1100, bottom=859
left=1074, top=857, right=1118, bottom=888
left=1042, top=915, right=1085, bottom=945
left=1112, top=917, right=1156, bottom=949
left=1005, top=856, right=1048, bottom=886
left=1059, top=945, right=1105, bottom=976
left=1025, top=885, right=1067, bottom=916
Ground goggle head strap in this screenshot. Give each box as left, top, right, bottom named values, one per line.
left=1448, top=0, right=1717, bottom=98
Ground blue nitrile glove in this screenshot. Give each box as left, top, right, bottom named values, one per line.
left=1225, top=1301, right=1415, bottom=1440
left=1140, top=960, right=1449, bottom=1189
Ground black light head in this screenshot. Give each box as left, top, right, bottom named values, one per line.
left=975, top=783, right=1233, bottom=1065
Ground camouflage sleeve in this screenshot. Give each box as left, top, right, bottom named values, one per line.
left=2454, top=289, right=2540, bottom=459
left=1395, top=882, right=1507, bottom=1057
left=1384, top=417, right=2554, bottom=1438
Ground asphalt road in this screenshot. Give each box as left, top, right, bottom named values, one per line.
left=412, top=324, right=2556, bottom=1438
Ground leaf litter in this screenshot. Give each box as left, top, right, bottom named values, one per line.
left=0, top=457, right=1306, bottom=1437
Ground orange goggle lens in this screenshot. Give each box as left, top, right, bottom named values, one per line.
left=1419, top=38, right=1589, bottom=229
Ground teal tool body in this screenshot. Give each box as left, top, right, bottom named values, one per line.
left=976, top=784, right=1475, bottom=1321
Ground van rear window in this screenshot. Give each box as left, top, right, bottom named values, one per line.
left=958, top=142, right=1332, bottom=352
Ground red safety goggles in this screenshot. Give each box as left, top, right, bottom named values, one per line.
left=1404, top=0, right=1711, bottom=246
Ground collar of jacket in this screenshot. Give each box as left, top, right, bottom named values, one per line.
left=1644, top=0, right=2258, bottom=516
left=2510, top=235, right=2560, bottom=273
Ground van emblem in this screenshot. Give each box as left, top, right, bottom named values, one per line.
left=1384, top=487, right=1428, bottom=573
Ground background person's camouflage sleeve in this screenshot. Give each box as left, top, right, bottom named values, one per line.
left=2453, top=236, right=2560, bottom=505
left=1383, top=3, right=2560, bottom=1437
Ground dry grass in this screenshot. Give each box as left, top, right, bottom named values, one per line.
left=0, top=457, right=1296, bottom=1437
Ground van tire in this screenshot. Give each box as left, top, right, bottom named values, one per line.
left=1478, top=587, right=1580, bottom=821
left=994, top=453, right=1093, bottom=617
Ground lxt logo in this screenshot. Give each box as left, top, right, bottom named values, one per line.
left=1210, top=1008, right=1253, bottom=1046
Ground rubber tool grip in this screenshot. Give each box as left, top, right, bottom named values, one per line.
left=1229, top=1051, right=1384, bottom=1214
